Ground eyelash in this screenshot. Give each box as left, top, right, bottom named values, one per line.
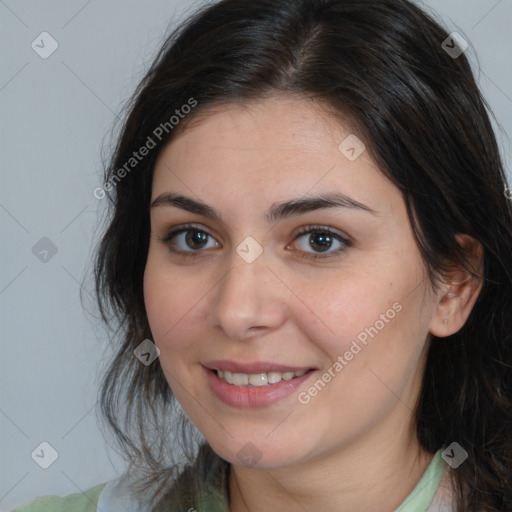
left=157, top=223, right=352, bottom=260
left=293, top=225, right=351, bottom=260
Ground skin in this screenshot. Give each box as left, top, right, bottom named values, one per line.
left=143, top=96, right=482, bottom=512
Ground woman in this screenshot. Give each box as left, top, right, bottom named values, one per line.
left=15, top=0, right=512, bottom=510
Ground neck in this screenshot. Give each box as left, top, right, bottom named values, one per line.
left=228, top=421, right=434, bottom=512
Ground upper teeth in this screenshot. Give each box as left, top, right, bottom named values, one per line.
left=216, top=370, right=307, bottom=386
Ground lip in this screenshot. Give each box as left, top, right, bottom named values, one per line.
left=202, top=360, right=314, bottom=374
left=203, top=365, right=316, bottom=408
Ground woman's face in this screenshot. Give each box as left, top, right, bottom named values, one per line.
left=144, top=96, right=440, bottom=468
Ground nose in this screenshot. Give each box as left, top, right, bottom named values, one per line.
left=206, top=249, right=288, bottom=340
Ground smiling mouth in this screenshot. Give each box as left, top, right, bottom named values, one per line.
left=213, top=369, right=313, bottom=387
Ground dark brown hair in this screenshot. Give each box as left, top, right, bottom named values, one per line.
left=91, top=0, right=512, bottom=510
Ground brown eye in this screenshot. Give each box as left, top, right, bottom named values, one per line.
left=184, top=230, right=209, bottom=250
left=308, top=232, right=334, bottom=252
left=162, top=225, right=220, bottom=253
left=290, top=226, right=351, bottom=260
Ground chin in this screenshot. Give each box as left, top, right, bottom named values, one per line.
left=208, top=435, right=310, bottom=470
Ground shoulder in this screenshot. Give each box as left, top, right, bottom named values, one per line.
left=12, top=482, right=107, bottom=512
left=13, top=445, right=229, bottom=512
left=426, top=464, right=456, bottom=512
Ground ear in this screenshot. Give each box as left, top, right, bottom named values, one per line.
left=429, top=234, right=484, bottom=338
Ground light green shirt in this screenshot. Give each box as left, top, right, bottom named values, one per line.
left=13, top=447, right=450, bottom=511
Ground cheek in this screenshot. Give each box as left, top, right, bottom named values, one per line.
left=143, top=263, right=209, bottom=413
left=288, top=262, right=431, bottom=408
left=289, top=272, right=402, bottom=358
left=143, top=261, right=205, bottom=357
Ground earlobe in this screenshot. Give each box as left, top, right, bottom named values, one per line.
left=429, top=234, right=484, bottom=338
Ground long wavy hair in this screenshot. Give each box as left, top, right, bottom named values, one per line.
left=91, top=0, right=512, bottom=510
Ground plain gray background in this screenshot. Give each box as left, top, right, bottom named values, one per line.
left=1, top=0, right=511, bottom=509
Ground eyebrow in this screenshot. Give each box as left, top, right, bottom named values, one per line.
left=150, top=191, right=377, bottom=222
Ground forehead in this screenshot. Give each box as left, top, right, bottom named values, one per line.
left=151, top=96, right=402, bottom=218
left=158, top=96, right=353, bottom=162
